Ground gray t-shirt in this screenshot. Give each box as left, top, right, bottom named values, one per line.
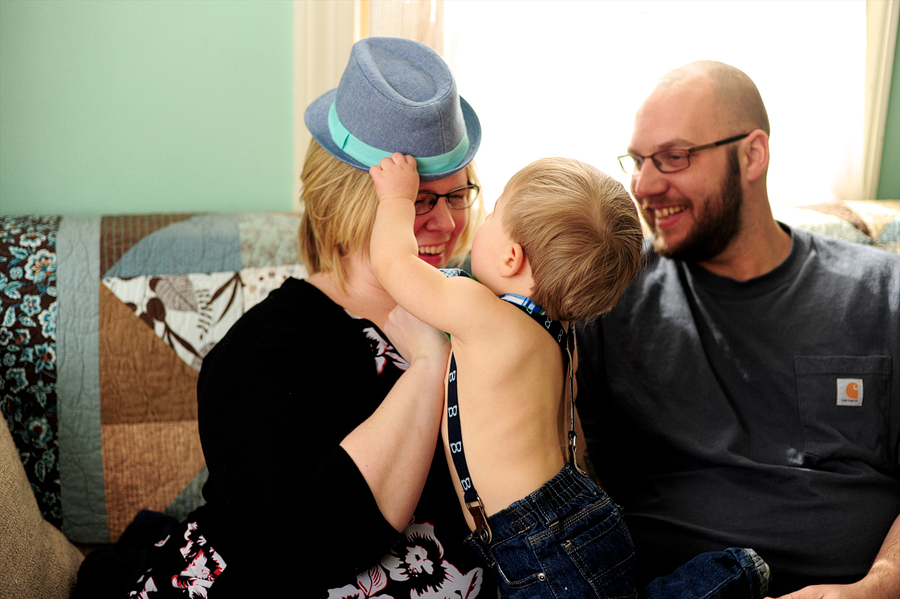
left=576, top=225, right=900, bottom=596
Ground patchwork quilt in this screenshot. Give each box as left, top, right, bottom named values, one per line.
left=1, top=212, right=306, bottom=544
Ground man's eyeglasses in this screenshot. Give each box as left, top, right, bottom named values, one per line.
left=618, top=133, right=750, bottom=175
left=415, top=183, right=480, bottom=215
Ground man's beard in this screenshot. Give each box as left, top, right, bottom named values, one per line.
left=655, top=148, right=743, bottom=262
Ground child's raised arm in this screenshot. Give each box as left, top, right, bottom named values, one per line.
left=369, top=153, right=420, bottom=272
left=369, top=154, right=490, bottom=338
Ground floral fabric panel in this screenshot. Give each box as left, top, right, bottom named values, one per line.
left=0, top=215, right=62, bottom=524
left=103, top=273, right=246, bottom=372
left=102, top=265, right=306, bottom=373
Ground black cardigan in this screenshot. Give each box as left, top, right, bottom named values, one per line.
left=194, top=278, right=491, bottom=596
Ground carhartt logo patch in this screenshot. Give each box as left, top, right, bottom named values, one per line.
left=836, top=378, right=863, bottom=406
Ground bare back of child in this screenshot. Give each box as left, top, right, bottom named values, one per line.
left=370, top=152, right=642, bottom=531
left=370, top=153, right=772, bottom=599
left=370, top=153, right=570, bottom=531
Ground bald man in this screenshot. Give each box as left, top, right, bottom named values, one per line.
left=576, top=61, right=900, bottom=598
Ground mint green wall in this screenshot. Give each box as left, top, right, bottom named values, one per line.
left=1, top=2, right=898, bottom=211
left=877, top=18, right=900, bottom=199
left=0, top=0, right=294, bottom=216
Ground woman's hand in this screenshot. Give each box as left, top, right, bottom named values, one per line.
left=383, top=304, right=449, bottom=364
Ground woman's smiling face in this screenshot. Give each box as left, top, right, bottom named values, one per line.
left=413, top=170, right=470, bottom=268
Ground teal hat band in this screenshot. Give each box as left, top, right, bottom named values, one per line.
left=328, top=102, right=469, bottom=175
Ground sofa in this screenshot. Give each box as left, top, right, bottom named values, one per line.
left=0, top=211, right=307, bottom=598
left=1, top=202, right=898, bottom=597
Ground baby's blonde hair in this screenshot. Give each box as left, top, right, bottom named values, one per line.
left=502, top=157, right=643, bottom=321
left=299, top=140, right=483, bottom=291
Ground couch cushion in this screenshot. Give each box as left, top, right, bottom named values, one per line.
left=0, top=404, right=83, bottom=598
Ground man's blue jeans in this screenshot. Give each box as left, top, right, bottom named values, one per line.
left=465, top=465, right=769, bottom=599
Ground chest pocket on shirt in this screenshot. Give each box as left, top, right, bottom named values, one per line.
left=795, top=355, right=892, bottom=468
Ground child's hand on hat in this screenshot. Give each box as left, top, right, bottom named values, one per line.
left=370, top=153, right=419, bottom=204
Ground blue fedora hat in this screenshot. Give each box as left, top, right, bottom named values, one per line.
left=305, top=37, right=481, bottom=182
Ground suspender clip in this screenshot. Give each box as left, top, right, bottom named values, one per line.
left=466, top=496, right=493, bottom=544
left=568, top=430, right=588, bottom=476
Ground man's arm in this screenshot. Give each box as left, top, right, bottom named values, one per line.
left=770, top=512, right=900, bottom=599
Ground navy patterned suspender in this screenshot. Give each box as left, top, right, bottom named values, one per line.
left=446, top=294, right=574, bottom=544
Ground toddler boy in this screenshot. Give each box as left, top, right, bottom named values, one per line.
left=370, top=153, right=769, bottom=599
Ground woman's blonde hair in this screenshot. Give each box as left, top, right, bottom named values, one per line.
left=299, top=139, right=483, bottom=291
left=502, top=157, right=643, bottom=322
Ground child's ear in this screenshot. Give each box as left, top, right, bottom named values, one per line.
left=500, top=242, right=528, bottom=278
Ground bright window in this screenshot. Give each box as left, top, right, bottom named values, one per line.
left=443, top=0, right=866, bottom=210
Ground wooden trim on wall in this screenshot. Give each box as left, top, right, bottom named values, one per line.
left=293, top=0, right=357, bottom=212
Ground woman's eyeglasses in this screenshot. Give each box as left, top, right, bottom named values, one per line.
left=415, top=184, right=480, bottom=215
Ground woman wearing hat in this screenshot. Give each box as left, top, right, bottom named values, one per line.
left=95, top=38, right=495, bottom=598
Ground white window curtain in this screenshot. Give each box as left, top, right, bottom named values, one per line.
left=364, top=0, right=444, bottom=55
left=292, top=0, right=357, bottom=211
left=863, top=0, right=900, bottom=200
left=294, top=0, right=897, bottom=209
left=441, top=0, right=897, bottom=209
